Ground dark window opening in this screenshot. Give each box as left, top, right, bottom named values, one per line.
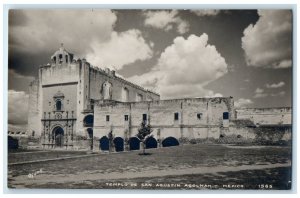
left=142, top=114, right=147, bottom=121
left=59, top=54, right=63, bottom=63
left=56, top=100, right=62, bottom=111
left=124, top=115, right=129, bottom=121
left=223, top=112, right=229, bottom=119
left=197, top=113, right=202, bottom=120
left=106, top=115, right=110, bottom=122
left=174, top=112, right=179, bottom=121
left=65, top=55, right=68, bottom=63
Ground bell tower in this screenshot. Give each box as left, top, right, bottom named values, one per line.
left=50, top=43, right=74, bottom=66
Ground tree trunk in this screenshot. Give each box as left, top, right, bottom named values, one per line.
left=143, top=142, right=146, bottom=154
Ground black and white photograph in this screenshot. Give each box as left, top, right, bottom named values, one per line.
left=7, top=8, right=293, bottom=190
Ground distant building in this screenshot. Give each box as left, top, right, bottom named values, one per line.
left=27, top=45, right=292, bottom=151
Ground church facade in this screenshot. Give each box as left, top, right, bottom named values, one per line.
left=27, top=46, right=292, bottom=151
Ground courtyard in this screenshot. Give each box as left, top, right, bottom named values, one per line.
left=7, top=144, right=292, bottom=190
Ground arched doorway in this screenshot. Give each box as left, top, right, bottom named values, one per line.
left=53, top=127, right=64, bottom=147
left=113, top=137, right=124, bottom=152
left=100, top=136, right=109, bottom=151
left=145, top=136, right=157, bottom=149
left=83, top=115, right=94, bottom=127
left=87, top=128, right=93, bottom=150
left=162, top=137, right=179, bottom=147
left=129, top=137, right=140, bottom=150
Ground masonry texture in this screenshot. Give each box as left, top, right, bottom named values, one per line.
left=22, top=46, right=292, bottom=151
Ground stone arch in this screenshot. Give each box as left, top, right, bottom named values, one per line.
left=162, top=137, right=179, bottom=147
left=129, top=137, right=140, bottom=150
left=52, top=126, right=64, bottom=147
left=83, top=114, right=94, bottom=127
left=99, top=136, right=109, bottom=151
left=145, top=136, right=157, bottom=149
left=113, top=137, right=124, bottom=152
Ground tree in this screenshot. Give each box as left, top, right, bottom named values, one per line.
left=108, top=131, right=114, bottom=152
left=136, top=121, right=153, bottom=155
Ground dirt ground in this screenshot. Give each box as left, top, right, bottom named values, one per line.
left=7, top=144, right=292, bottom=190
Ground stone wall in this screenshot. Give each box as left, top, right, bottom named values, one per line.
left=88, top=67, right=159, bottom=103
left=27, top=80, right=41, bottom=137
left=235, top=107, right=292, bottom=125
left=93, top=97, right=234, bottom=150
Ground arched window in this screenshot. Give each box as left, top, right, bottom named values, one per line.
left=102, top=81, right=112, bottom=100
left=56, top=100, right=62, bottom=111
left=122, top=87, right=129, bottom=102
left=59, top=54, right=63, bottom=63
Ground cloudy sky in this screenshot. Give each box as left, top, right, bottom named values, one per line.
left=8, top=9, right=292, bottom=130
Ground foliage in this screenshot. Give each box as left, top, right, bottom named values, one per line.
left=136, top=122, right=153, bottom=154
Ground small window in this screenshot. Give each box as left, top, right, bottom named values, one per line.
left=223, top=112, right=229, bottom=119
left=56, top=100, right=62, bottom=111
left=124, top=115, right=129, bottom=121
left=197, top=113, right=202, bottom=120
left=49, top=102, right=51, bottom=106
left=106, top=115, right=110, bottom=122
left=174, top=112, right=179, bottom=121
left=143, top=114, right=147, bottom=121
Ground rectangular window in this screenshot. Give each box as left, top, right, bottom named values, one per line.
left=223, top=112, right=229, bottom=119
left=174, top=112, right=179, bottom=121
left=197, top=113, right=202, bottom=120
left=143, top=114, right=147, bottom=121
left=106, top=115, right=110, bottom=122
left=124, top=115, right=129, bottom=121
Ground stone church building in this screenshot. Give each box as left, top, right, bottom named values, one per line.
left=27, top=46, right=292, bottom=151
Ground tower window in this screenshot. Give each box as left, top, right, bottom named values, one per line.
left=174, top=112, right=179, bottom=121
left=56, top=100, right=62, bottom=111
left=59, top=54, right=63, bottom=63
left=124, top=115, right=129, bottom=121
left=197, top=113, right=202, bottom=120
left=106, top=115, right=110, bottom=122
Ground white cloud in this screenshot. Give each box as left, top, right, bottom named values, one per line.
left=191, top=10, right=220, bottom=16
left=271, top=91, right=286, bottom=97
left=266, top=81, right=285, bottom=88
left=254, top=88, right=268, bottom=98
left=143, top=10, right=189, bottom=34
left=235, top=98, right=253, bottom=108
left=255, top=88, right=264, bottom=94
left=128, top=33, right=228, bottom=99
left=8, top=90, right=29, bottom=126
left=10, top=10, right=152, bottom=70
left=10, top=10, right=117, bottom=56
left=86, top=29, right=153, bottom=70
left=242, top=10, right=292, bottom=68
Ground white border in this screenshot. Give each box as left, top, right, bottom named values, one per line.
left=1, top=1, right=299, bottom=197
